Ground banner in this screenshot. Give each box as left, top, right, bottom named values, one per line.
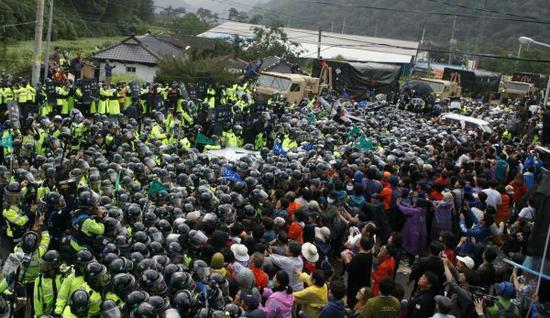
left=348, top=126, right=361, bottom=138
left=149, top=180, right=166, bottom=195
left=195, top=133, right=215, bottom=145
left=0, top=134, right=13, bottom=149
left=223, top=167, right=243, bottom=182
left=273, top=142, right=287, bottom=157
left=357, top=134, right=374, bottom=151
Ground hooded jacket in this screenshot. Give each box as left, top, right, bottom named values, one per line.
left=264, top=291, right=294, bottom=318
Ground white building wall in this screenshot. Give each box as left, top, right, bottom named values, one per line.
left=98, top=62, right=158, bottom=82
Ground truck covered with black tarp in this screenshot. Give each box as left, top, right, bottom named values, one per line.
left=313, top=60, right=402, bottom=100
left=442, top=67, right=501, bottom=95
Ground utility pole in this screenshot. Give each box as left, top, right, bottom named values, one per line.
left=43, top=0, right=54, bottom=82
left=448, top=16, right=457, bottom=64
left=341, top=17, right=346, bottom=34
left=317, top=27, right=322, bottom=59
left=31, top=0, right=45, bottom=86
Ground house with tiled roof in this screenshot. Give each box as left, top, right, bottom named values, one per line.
left=91, top=33, right=216, bottom=82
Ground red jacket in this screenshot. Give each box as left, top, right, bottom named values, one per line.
left=371, top=256, right=396, bottom=296
left=288, top=223, right=304, bottom=243
left=250, top=267, right=269, bottom=288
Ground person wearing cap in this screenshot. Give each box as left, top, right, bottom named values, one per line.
left=293, top=269, right=328, bottom=318
left=301, top=242, right=319, bottom=274
left=407, top=271, right=438, bottom=318
left=432, top=295, right=454, bottom=318
left=442, top=255, right=477, bottom=318
left=231, top=243, right=250, bottom=271
left=486, top=282, right=519, bottom=318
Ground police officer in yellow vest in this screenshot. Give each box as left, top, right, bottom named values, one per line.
left=56, top=84, right=69, bottom=116
left=2, top=182, right=29, bottom=245
left=107, top=84, right=120, bottom=116
left=221, top=125, right=244, bottom=148
left=54, top=250, right=93, bottom=316
left=14, top=80, right=31, bottom=119
left=0, top=229, right=50, bottom=318
left=98, top=83, right=110, bottom=115
left=34, top=249, right=64, bottom=317
left=69, top=191, right=105, bottom=253
left=0, top=80, right=13, bottom=120
left=206, top=86, right=216, bottom=109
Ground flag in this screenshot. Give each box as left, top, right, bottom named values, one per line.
left=357, top=135, right=374, bottom=151
left=307, top=114, right=316, bottom=125
left=149, top=180, right=166, bottom=195
left=195, top=133, right=215, bottom=145
left=115, top=171, right=121, bottom=191
left=273, top=142, right=287, bottom=157
left=304, top=143, right=314, bottom=151
left=343, top=89, right=350, bottom=98
left=223, top=167, right=243, bottom=182
left=0, top=134, right=12, bottom=149
left=348, top=126, right=361, bottom=138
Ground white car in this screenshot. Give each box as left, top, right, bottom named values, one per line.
left=440, top=113, right=493, bottom=134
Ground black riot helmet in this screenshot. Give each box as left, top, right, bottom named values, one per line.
left=100, top=299, right=121, bottom=318
left=21, top=231, right=39, bottom=254
left=112, top=273, right=137, bottom=298
left=69, top=289, right=90, bottom=318
left=40, top=249, right=61, bottom=274
left=85, top=261, right=111, bottom=290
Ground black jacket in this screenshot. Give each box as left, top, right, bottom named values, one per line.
left=407, top=289, right=436, bottom=318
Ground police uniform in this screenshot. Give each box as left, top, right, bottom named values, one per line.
left=69, top=209, right=105, bottom=252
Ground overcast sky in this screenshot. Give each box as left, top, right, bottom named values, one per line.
left=155, top=0, right=264, bottom=16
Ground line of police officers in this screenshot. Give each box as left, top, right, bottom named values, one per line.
left=0, top=76, right=305, bottom=318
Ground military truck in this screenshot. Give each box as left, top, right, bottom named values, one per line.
left=414, top=78, right=462, bottom=99
left=500, top=76, right=536, bottom=100
left=253, top=72, right=329, bottom=105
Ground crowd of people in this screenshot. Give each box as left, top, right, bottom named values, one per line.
left=0, top=71, right=547, bottom=318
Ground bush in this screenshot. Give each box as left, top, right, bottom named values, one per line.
left=155, top=54, right=238, bottom=85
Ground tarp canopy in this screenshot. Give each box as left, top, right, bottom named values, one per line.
left=313, top=60, right=402, bottom=100
left=400, top=80, right=434, bottom=98
left=443, top=67, right=501, bottom=95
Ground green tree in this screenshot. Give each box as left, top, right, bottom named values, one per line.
left=228, top=7, right=249, bottom=22
left=241, top=22, right=302, bottom=61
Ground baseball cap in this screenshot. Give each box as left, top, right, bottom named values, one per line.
left=456, top=255, right=475, bottom=269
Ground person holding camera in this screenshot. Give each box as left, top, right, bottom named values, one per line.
left=0, top=229, right=50, bottom=318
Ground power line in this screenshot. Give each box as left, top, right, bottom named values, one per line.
left=301, top=1, right=550, bottom=25
left=423, top=0, right=550, bottom=22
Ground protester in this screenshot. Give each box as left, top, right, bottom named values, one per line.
left=0, top=69, right=547, bottom=318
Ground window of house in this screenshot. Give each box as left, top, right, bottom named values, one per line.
left=126, top=66, right=136, bottom=73
left=290, top=83, right=301, bottom=92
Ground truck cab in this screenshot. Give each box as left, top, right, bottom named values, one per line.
left=500, top=77, right=535, bottom=100
left=417, top=78, right=462, bottom=99
left=254, top=72, right=326, bottom=105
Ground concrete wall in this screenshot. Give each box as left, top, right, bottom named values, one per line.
left=98, top=62, right=158, bottom=82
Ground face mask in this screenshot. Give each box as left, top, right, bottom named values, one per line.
left=346, top=185, right=354, bottom=191
left=327, top=198, right=335, bottom=204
